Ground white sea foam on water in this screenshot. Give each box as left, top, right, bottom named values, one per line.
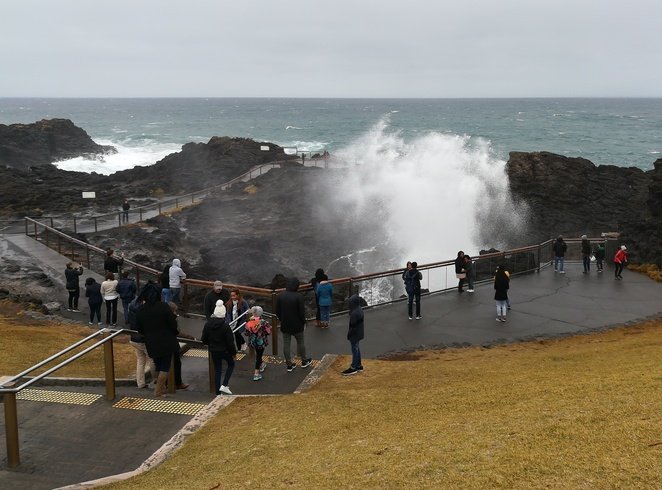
left=332, top=117, right=527, bottom=267
left=277, top=140, right=330, bottom=153
left=285, top=126, right=303, bottom=130
left=54, top=139, right=182, bottom=175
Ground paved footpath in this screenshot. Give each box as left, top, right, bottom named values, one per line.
left=2, top=232, right=662, bottom=488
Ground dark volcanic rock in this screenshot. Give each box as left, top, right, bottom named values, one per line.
left=506, top=152, right=651, bottom=243
left=0, top=119, right=114, bottom=170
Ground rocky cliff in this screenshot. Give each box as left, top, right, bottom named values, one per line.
left=0, top=119, right=114, bottom=169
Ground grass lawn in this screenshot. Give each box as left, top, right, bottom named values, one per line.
left=0, top=301, right=135, bottom=379
left=105, top=320, right=662, bottom=489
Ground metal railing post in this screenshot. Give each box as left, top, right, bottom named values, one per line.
left=175, top=198, right=179, bottom=208
left=139, top=208, right=143, bottom=221
left=73, top=216, right=77, bottom=234
left=167, top=354, right=176, bottom=394
left=33, top=221, right=37, bottom=239
left=537, top=244, right=542, bottom=272
left=182, top=283, right=189, bottom=313
left=136, top=267, right=141, bottom=288
left=71, top=242, right=75, bottom=261
left=4, top=390, right=20, bottom=468
left=94, top=217, right=98, bottom=233
left=86, top=245, right=91, bottom=269
left=50, top=217, right=54, bottom=228
left=57, top=233, right=62, bottom=254
left=45, top=228, right=49, bottom=248
left=103, top=333, right=116, bottom=400
left=208, top=353, right=216, bottom=394
left=118, top=213, right=122, bottom=227
left=24, top=218, right=28, bottom=236
left=158, top=202, right=162, bottom=215
left=271, top=291, right=279, bottom=356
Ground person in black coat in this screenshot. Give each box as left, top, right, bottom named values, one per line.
left=275, top=277, right=312, bottom=371
left=342, top=294, right=365, bottom=376
left=455, top=251, right=466, bottom=292
left=552, top=236, right=567, bottom=274
left=135, top=284, right=178, bottom=397
left=104, top=249, right=124, bottom=274
left=309, top=268, right=325, bottom=327
left=494, top=265, right=510, bottom=322
left=404, top=261, right=423, bottom=320
left=64, top=262, right=84, bottom=311
left=203, top=281, right=231, bottom=320
left=201, top=301, right=236, bottom=395
left=84, top=277, right=102, bottom=325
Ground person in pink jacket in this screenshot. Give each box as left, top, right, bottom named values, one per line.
left=613, top=245, right=628, bottom=280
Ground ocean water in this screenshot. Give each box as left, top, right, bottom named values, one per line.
left=1, top=98, right=661, bottom=174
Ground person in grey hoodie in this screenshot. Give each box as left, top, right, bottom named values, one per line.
left=168, top=258, right=186, bottom=304
left=342, top=294, right=365, bottom=376
left=275, top=277, right=312, bottom=372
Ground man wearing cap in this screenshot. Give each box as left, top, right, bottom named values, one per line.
left=203, top=281, right=231, bottom=320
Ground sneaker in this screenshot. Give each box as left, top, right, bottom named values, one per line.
left=342, top=367, right=358, bottom=376
left=219, top=385, right=232, bottom=395
left=67, top=308, right=72, bottom=312
left=72, top=309, right=81, bottom=312
left=496, top=317, right=503, bottom=322
left=559, top=271, right=565, bottom=274
left=415, top=316, right=422, bottom=320
left=501, top=317, right=507, bottom=322
left=554, top=269, right=558, bottom=272
left=88, top=322, right=93, bottom=326
left=356, top=365, right=364, bottom=372
left=408, top=316, right=413, bottom=320
left=259, top=362, right=267, bottom=373
left=241, top=343, right=248, bottom=352
left=287, top=364, right=296, bottom=372
left=467, top=289, right=474, bottom=293
left=253, top=374, right=262, bottom=381
left=301, top=358, right=312, bottom=368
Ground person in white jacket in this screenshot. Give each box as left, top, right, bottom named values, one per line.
left=100, top=272, right=119, bottom=326
left=168, top=258, right=186, bottom=304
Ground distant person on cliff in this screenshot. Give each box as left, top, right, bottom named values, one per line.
left=117, top=271, right=136, bottom=326
left=552, top=236, right=567, bottom=274
left=204, top=281, right=231, bottom=320
left=136, top=283, right=178, bottom=398
left=64, top=261, right=84, bottom=312
left=594, top=243, right=606, bottom=272
left=225, top=289, right=249, bottom=352
left=342, top=294, right=365, bottom=376
left=315, top=274, right=334, bottom=328
left=276, top=277, right=312, bottom=372
left=201, top=300, right=236, bottom=395
left=100, top=272, right=119, bottom=327
left=494, top=265, right=510, bottom=322
left=464, top=254, right=475, bottom=293
left=404, top=261, right=422, bottom=320
left=84, top=277, right=103, bottom=326
left=581, top=235, right=592, bottom=274
left=244, top=306, right=271, bottom=381
left=309, top=268, right=325, bottom=327
left=613, top=245, right=628, bottom=280
left=455, top=251, right=466, bottom=292
left=122, top=199, right=130, bottom=223
left=168, top=258, right=186, bottom=304
left=104, top=249, right=124, bottom=275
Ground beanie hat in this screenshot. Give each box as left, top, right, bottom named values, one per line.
left=621, top=245, right=627, bottom=250
left=213, top=300, right=226, bottom=318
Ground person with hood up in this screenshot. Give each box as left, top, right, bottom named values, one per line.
left=203, top=280, right=231, bottom=320
left=84, top=277, right=103, bottom=326
left=135, top=283, right=178, bottom=397
left=614, top=245, right=628, bottom=280
left=455, top=251, right=466, bottom=292
left=64, top=261, right=84, bottom=312
left=276, top=277, right=312, bottom=372
left=342, top=294, right=365, bottom=376
left=315, top=274, right=333, bottom=328
left=168, top=258, right=186, bottom=304
left=581, top=235, right=592, bottom=274
left=117, top=271, right=136, bottom=325
left=552, top=236, right=567, bottom=274
left=244, top=306, right=271, bottom=381
left=404, top=261, right=423, bottom=320
left=201, top=300, right=236, bottom=395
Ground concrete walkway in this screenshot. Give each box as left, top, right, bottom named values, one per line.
left=2, top=233, right=662, bottom=488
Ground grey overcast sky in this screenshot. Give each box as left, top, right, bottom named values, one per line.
left=1, top=0, right=660, bottom=98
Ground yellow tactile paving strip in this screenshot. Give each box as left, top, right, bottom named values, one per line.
left=17, top=388, right=102, bottom=405
left=112, top=396, right=206, bottom=416
left=182, top=349, right=319, bottom=368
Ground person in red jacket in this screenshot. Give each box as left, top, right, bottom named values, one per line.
left=613, top=245, right=628, bottom=280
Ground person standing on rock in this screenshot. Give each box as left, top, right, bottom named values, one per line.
left=594, top=243, right=606, bottom=272
left=276, top=277, right=312, bottom=372
left=404, top=261, right=422, bottom=320
left=136, top=283, right=179, bottom=398
left=244, top=306, right=271, bottom=381
left=101, top=272, right=119, bottom=326
left=104, top=249, right=124, bottom=276
left=494, top=265, right=510, bottom=322
left=117, top=271, right=136, bottom=326
left=309, top=268, right=325, bottom=327
left=342, top=294, right=365, bottom=376
left=203, top=281, right=231, bottom=319
left=581, top=235, right=592, bottom=274
left=552, top=236, right=567, bottom=273
left=455, top=251, right=466, bottom=292
left=201, top=300, right=236, bottom=395
left=85, top=277, right=103, bottom=326
left=225, top=289, right=249, bottom=352
left=614, top=245, right=628, bottom=280
left=168, top=258, right=186, bottom=304
left=64, top=261, right=84, bottom=312
left=315, top=274, right=334, bottom=328
left=122, top=199, right=130, bottom=224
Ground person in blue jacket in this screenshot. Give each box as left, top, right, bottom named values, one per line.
left=315, top=274, right=334, bottom=328
left=116, top=271, right=136, bottom=326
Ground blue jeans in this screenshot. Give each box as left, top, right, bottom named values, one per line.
left=210, top=350, right=235, bottom=393
left=582, top=254, right=591, bottom=272
left=407, top=289, right=421, bottom=317
left=319, top=305, right=330, bottom=322
left=170, top=288, right=181, bottom=304
left=121, top=298, right=132, bottom=324
left=350, top=341, right=362, bottom=369
left=554, top=256, right=565, bottom=271
left=161, top=288, right=172, bottom=303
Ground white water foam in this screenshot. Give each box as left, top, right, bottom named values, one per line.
left=54, top=139, right=182, bottom=175
left=332, top=117, right=527, bottom=266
